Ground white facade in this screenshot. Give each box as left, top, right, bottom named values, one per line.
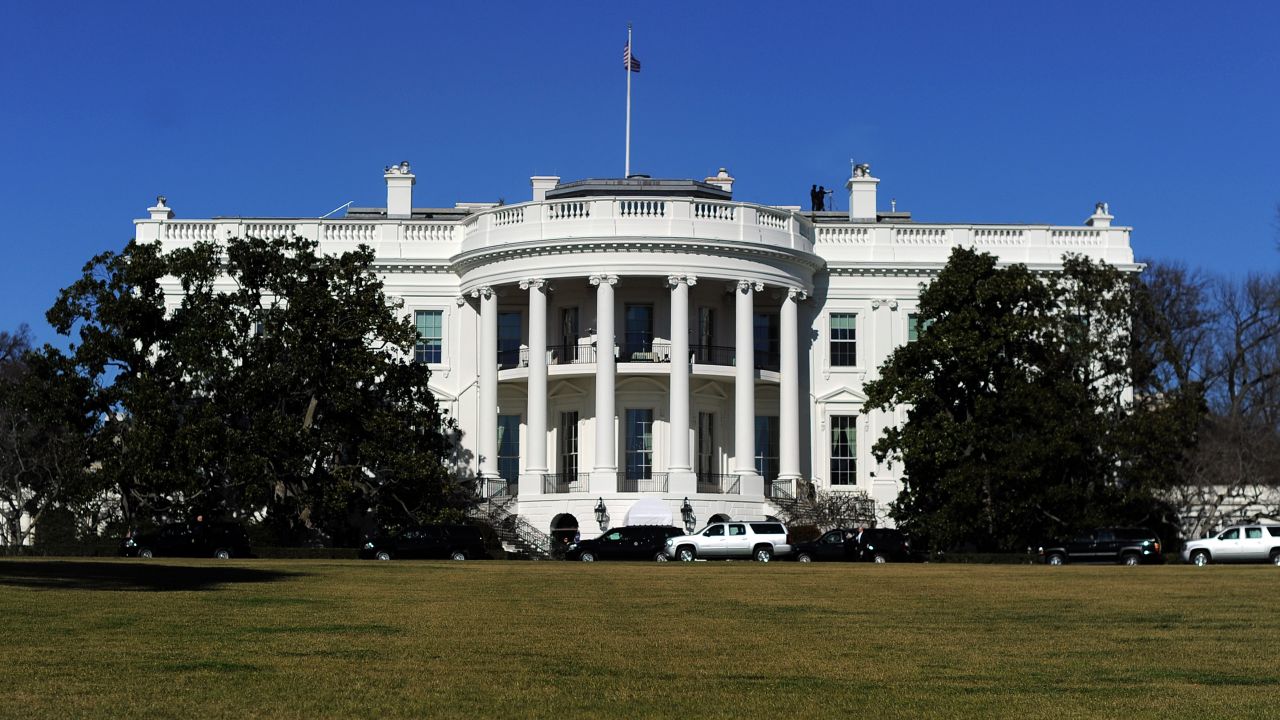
left=135, top=164, right=1135, bottom=537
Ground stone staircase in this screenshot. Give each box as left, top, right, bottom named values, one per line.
left=469, top=493, right=554, bottom=560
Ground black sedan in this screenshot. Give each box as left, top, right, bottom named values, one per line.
left=792, top=528, right=918, bottom=563
left=359, top=524, right=490, bottom=561
left=565, top=525, right=685, bottom=562
left=121, top=521, right=251, bottom=559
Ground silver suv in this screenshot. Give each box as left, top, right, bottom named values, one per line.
left=1181, top=524, right=1280, bottom=566
left=663, top=521, right=791, bottom=562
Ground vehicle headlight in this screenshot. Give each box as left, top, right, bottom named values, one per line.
left=363, top=542, right=374, bottom=550
left=665, top=538, right=674, bottom=546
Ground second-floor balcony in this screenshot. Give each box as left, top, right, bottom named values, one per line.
left=496, top=343, right=781, bottom=373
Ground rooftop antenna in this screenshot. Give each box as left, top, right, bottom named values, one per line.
left=320, top=201, right=354, bottom=219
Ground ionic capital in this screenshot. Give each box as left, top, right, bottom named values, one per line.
left=736, top=279, right=764, bottom=293
left=589, top=274, right=619, bottom=287
left=470, top=285, right=494, bottom=300
left=667, top=274, right=697, bottom=288
left=455, top=295, right=467, bottom=307
left=786, top=287, right=809, bottom=302
left=519, top=277, right=547, bottom=291
left=870, top=298, right=899, bottom=310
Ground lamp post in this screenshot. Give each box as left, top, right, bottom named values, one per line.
left=680, top=497, right=696, bottom=533
left=594, top=498, right=609, bottom=530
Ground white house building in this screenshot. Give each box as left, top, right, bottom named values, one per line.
left=134, top=162, right=1136, bottom=544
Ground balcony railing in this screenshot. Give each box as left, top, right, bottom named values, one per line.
left=696, top=473, right=741, bottom=494
left=619, top=472, right=669, bottom=493
left=481, top=478, right=517, bottom=500
left=495, top=342, right=788, bottom=372
left=543, top=472, right=586, bottom=494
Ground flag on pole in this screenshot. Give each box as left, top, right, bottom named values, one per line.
left=623, top=42, right=641, bottom=72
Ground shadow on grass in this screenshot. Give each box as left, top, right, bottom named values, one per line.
left=0, top=560, right=302, bottom=592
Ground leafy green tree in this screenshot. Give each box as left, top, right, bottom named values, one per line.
left=48, top=236, right=467, bottom=545
left=864, top=247, right=1174, bottom=552
left=0, top=326, right=95, bottom=550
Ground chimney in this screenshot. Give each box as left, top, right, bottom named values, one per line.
left=385, top=161, right=415, bottom=219
left=846, top=163, right=878, bottom=220
left=704, top=167, right=734, bottom=195
left=1085, top=201, right=1113, bottom=228
left=531, top=176, right=560, bottom=202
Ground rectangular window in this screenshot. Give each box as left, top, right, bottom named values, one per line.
left=559, top=411, right=579, bottom=479
left=624, top=409, right=654, bottom=479
left=414, top=310, right=443, bottom=364
left=559, top=307, right=579, bottom=362
left=497, top=414, right=521, bottom=487
left=624, top=304, right=654, bottom=357
left=696, top=307, right=715, bottom=363
left=830, top=313, right=857, bottom=367
left=830, top=415, right=857, bottom=485
left=753, top=312, right=779, bottom=370
left=754, top=415, right=779, bottom=481
left=908, top=314, right=934, bottom=343
left=697, top=412, right=716, bottom=476
left=498, top=311, right=522, bottom=368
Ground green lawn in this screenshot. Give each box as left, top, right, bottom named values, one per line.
left=0, top=558, right=1276, bottom=719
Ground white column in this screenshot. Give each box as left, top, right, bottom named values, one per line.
left=521, top=278, right=548, bottom=496
left=668, top=275, right=696, bottom=494
left=475, top=286, right=498, bottom=482
left=591, top=274, right=619, bottom=492
left=778, top=287, right=807, bottom=485
left=734, top=280, right=763, bottom=496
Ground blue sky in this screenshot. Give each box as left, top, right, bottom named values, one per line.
left=2, top=1, right=1277, bottom=343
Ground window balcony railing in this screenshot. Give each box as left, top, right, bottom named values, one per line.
left=619, top=472, right=669, bottom=493
left=691, top=345, right=780, bottom=372
left=543, top=472, right=586, bottom=494
left=696, top=473, right=741, bottom=494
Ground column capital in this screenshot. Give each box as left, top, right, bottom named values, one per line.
left=519, top=277, right=548, bottom=291
left=667, top=274, right=697, bottom=288
left=589, top=274, right=619, bottom=287
left=455, top=295, right=467, bottom=307
left=870, top=298, right=899, bottom=310
left=786, top=287, right=809, bottom=302
left=736, top=279, right=763, bottom=293
left=470, top=285, right=495, bottom=299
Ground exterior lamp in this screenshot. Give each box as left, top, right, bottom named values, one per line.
left=594, top=497, right=608, bottom=530
left=680, top=497, right=696, bottom=533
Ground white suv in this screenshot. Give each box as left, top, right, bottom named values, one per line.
left=663, top=521, right=791, bottom=562
left=1181, top=524, right=1280, bottom=566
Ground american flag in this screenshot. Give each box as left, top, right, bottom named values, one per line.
left=623, top=42, right=641, bottom=72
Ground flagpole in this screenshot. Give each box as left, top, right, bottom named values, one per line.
left=625, top=23, right=632, bottom=178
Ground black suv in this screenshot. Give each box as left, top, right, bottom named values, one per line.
left=360, top=524, right=489, bottom=561
left=791, top=527, right=917, bottom=563
left=566, top=525, right=685, bottom=562
left=1039, top=527, right=1164, bottom=566
left=121, top=521, right=251, bottom=559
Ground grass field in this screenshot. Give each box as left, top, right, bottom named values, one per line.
left=1, top=558, right=1277, bottom=719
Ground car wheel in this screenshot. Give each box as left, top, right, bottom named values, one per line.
left=872, top=553, right=887, bottom=564
left=579, top=552, right=595, bottom=562
left=213, top=548, right=231, bottom=560
left=138, top=548, right=154, bottom=559
left=375, top=551, right=391, bottom=561
left=797, top=553, right=813, bottom=563
left=1046, top=553, right=1066, bottom=566
left=1270, top=550, right=1280, bottom=566
left=450, top=551, right=467, bottom=561
left=754, top=546, right=773, bottom=563
left=677, top=546, right=696, bottom=562
left=1191, top=550, right=1210, bottom=566
left=1122, top=553, right=1141, bottom=566
left=654, top=552, right=669, bottom=562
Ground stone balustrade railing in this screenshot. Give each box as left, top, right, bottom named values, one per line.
left=456, top=197, right=816, bottom=255
left=813, top=222, right=1134, bottom=265
left=136, top=202, right=1132, bottom=266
